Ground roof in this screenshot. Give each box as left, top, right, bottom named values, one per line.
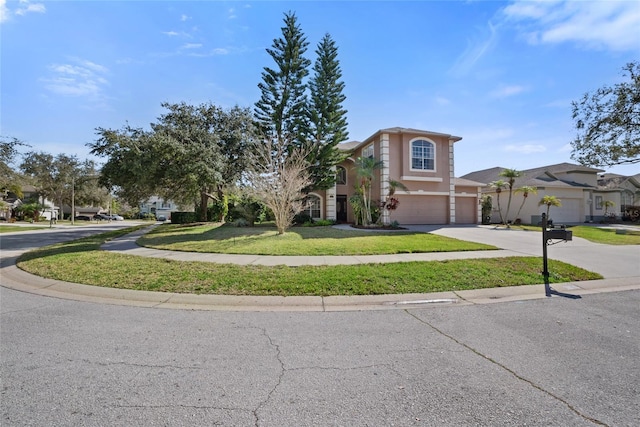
left=454, top=177, right=486, bottom=187
left=338, top=127, right=463, bottom=152
left=597, top=173, right=640, bottom=190
left=461, top=162, right=605, bottom=190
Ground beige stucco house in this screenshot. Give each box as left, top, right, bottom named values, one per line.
left=300, top=127, right=484, bottom=225
left=462, top=163, right=640, bottom=224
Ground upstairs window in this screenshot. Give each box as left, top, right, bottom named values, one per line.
left=362, top=144, right=374, bottom=159
left=411, top=139, right=435, bottom=171
left=336, top=166, right=347, bottom=185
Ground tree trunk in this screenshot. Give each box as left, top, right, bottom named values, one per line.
left=199, top=192, right=209, bottom=222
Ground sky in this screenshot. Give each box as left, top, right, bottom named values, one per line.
left=1, top=0, right=639, bottom=177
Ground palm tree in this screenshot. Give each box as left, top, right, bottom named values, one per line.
left=538, top=195, right=562, bottom=222
left=602, top=200, right=615, bottom=217
left=499, top=168, right=523, bottom=226
left=354, top=156, right=384, bottom=226
left=489, top=180, right=507, bottom=226
left=513, top=186, right=538, bottom=225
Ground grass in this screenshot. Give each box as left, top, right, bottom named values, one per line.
left=0, top=225, right=49, bottom=233
left=137, top=223, right=497, bottom=255
left=17, top=228, right=602, bottom=296
left=511, top=224, right=640, bottom=245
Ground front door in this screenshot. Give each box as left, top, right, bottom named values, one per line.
left=336, top=195, right=347, bottom=222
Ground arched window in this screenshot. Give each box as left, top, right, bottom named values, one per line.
left=303, top=194, right=322, bottom=219
left=336, top=166, right=347, bottom=185
left=411, top=139, right=435, bottom=171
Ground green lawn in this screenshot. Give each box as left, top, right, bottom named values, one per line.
left=0, top=225, right=47, bottom=233
left=513, top=224, right=640, bottom=245
left=17, top=227, right=602, bottom=296
left=138, top=223, right=497, bottom=255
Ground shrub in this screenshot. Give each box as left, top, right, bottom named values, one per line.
left=171, top=211, right=198, bottom=224
left=293, top=212, right=312, bottom=225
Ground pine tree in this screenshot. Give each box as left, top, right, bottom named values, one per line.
left=308, top=33, right=349, bottom=190
left=254, top=11, right=311, bottom=149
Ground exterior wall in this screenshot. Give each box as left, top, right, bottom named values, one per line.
left=557, top=171, right=598, bottom=187
left=334, top=129, right=477, bottom=225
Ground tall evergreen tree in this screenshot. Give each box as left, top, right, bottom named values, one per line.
left=308, top=33, right=349, bottom=190
left=254, top=11, right=311, bottom=149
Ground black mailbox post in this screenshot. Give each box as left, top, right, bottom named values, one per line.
left=541, top=213, right=572, bottom=297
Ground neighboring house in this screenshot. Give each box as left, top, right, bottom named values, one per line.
left=300, top=127, right=484, bottom=225
left=140, top=197, right=178, bottom=219
left=596, top=173, right=640, bottom=220
left=2, top=185, right=59, bottom=221
left=462, top=163, right=640, bottom=224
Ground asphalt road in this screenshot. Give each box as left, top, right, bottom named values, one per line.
left=2, top=286, right=639, bottom=426
left=1, top=224, right=639, bottom=426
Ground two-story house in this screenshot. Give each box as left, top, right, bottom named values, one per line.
left=300, top=127, right=483, bottom=225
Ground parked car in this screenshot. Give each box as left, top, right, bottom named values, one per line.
left=110, top=215, right=124, bottom=221
left=93, top=214, right=110, bottom=221
left=157, top=215, right=167, bottom=222
left=74, top=215, right=91, bottom=221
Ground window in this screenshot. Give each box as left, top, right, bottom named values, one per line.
left=362, top=144, right=374, bottom=159
left=411, top=139, right=435, bottom=171
left=304, top=194, right=322, bottom=219
left=336, top=166, right=347, bottom=185
left=595, top=196, right=603, bottom=210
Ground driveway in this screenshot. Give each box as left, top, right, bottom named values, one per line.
left=422, top=225, right=640, bottom=279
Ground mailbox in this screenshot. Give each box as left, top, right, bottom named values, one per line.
left=546, top=228, right=572, bottom=241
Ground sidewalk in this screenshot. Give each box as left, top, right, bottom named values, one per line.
left=2, top=224, right=638, bottom=311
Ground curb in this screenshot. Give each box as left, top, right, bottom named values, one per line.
left=3, top=263, right=639, bottom=312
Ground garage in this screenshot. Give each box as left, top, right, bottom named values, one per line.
left=455, top=197, right=478, bottom=224
left=392, top=195, right=448, bottom=224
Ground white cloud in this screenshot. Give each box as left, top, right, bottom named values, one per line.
left=1, top=0, right=45, bottom=22
left=557, top=143, right=573, bottom=153
left=502, top=0, right=640, bottom=51
left=182, top=43, right=202, bottom=50
left=451, top=21, right=499, bottom=76
left=435, top=96, right=451, bottom=106
left=41, top=58, right=109, bottom=100
left=490, top=84, right=528, bottom=99
left=180, top=14, right=190, bottom=22
left=504, top=144, right=546, bottom=154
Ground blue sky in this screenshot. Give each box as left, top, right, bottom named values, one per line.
left=2, top=0, right=639, bottom=177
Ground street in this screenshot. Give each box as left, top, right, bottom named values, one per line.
left=1, top=225, right=639, bottom=426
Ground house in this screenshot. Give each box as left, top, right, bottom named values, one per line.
left=1, top=185, right=59, bottom=221
left=299, top=127, right=484, bottom=225
left=597, top=173, right=640, bottom=220
left=140, top=196, right=178, bottom=219
left=461, top=163, right=640, bottom=224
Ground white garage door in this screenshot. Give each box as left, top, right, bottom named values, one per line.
left=549, top=198, right=582, bottom=223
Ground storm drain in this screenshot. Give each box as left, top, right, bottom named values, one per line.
left=384, top=298, right=459, bottom=306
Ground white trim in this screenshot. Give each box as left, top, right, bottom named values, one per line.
left=449, top=139, right=455, bottom=224
left=409, top=137, right=436, bottom=173
left=394, top=191, right=449, bottom=196
left=454, top=193, right=477, bottom=197
left=327, top=167, right=337, bottom=220
left=380, top=134, right=390, bottom=225
left=400, top=176, right=443, bottom=182
left=362, top=143, right=374, bottom=159
left=305, top=192, right=323, bottom=220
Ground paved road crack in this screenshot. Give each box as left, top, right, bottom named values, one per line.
left=252, top=327, right=285, bottom=427
left=405, top=309, right=609, bottom=426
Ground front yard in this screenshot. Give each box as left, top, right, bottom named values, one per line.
left=16, top=226, right=603, bottom=296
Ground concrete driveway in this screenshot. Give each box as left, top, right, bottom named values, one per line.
left=422, top=225, right=640, bottom=279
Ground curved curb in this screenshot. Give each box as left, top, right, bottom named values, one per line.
left=3, top=262, right=639, bottom=312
